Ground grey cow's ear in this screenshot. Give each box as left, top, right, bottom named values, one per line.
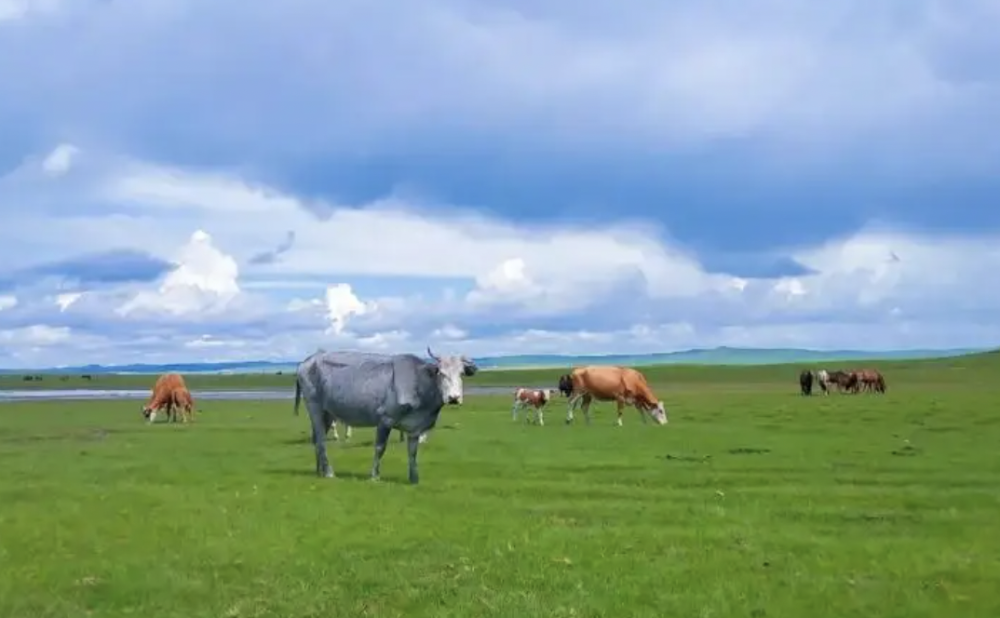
left=462, top=362, right=478, bottom=377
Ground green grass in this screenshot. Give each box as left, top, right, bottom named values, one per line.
left=2, top=353, right=1000, bottom=617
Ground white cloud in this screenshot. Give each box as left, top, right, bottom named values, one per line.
left=0, top=324, right=70, bottom=346
left=88, top=162, right=741, bottom=321
left=54, top=292, right=81, bottom=311
left=324, top=283, right=375, bottom=335
left=41, top=143, right=79, bottom=177
left=0, top=295, right=17, bottom=311
left=117, top=230, right=240, bottom=317
left=466, top=257, right=542, bottom=308
left=355, top=329, right=411, bottom=350
left=1, top=153, right=999, bottom=365
left=431, top=324, right=467, bottom=340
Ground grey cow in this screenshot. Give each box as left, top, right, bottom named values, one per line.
left=293, top=347, right=477, bottom=484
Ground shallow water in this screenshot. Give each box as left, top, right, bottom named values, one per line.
left=0, top=386, right=518, bottom=403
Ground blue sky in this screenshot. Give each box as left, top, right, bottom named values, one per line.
left=1, top=0, right=999, bottom=367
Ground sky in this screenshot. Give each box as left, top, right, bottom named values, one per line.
left=1, top=0, right=999, bottom=368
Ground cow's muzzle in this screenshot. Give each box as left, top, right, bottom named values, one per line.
left=447, top=396, right=462, bottom=405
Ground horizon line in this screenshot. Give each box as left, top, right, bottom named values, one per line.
left=1, top=345, right=989, bottom=373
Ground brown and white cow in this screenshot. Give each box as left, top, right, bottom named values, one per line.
left=511, top=387, right=556, bottom=425
left=564, top=365, right=668, bottom=426
left=142, top=372, right=188, bottom=423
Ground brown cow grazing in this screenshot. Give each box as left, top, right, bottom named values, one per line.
left=142, top=373, right=188, bottom=423
left=564, top=365, right=668, bottom=426
left=169, top=387, right=196, bottom=423
left=511, top=387, right=556, bottom=425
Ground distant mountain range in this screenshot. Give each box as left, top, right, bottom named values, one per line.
left=0, top=346, right=987, bottom=374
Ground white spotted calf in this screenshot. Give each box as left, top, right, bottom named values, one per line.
left=511, top=387, right=556, bottom=426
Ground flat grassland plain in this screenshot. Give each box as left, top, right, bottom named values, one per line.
left=1, top=354, right=999, bottom=617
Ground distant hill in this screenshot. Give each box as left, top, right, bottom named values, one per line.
left=0, top=346, right=987, bottom=374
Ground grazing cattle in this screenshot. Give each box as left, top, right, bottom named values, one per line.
left=143, top=373, right=188, bottom=423
left=169, top=387, right=196, bottom=423
left=799, top=369, right=813, bottom=395
left=511, top=387, right=556, bottom=425
left=564, top=365, right=668, bottom=426
left=293, top=347, right=477, bottom=484
left=557, top=374, right=574, bottom=397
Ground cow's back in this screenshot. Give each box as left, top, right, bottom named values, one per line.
left=153, top=373, right=185, bottom=393
left=305, top=357, right=399, bottom=424
left=620, top=367, right=658, bottom=402
left=148, top=373, right=186, bottom=407
left=620, top=367, right=651, bottom=392
left=571, top=366, right=626, bottom=398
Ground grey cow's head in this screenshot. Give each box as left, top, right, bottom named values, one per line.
left=427, top=346, right=477, bottom=405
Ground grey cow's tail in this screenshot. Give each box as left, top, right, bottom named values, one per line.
left=293, top=377, right=301, bottom=416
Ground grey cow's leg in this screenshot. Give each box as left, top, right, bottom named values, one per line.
left=406, top=432, right=422, bottom=484
left=370, top=423, right=393, bottom=481
left=308, top=406, right=334, bottom=478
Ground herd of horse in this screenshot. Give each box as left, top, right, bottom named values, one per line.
left=799, top=368, right=886, bottom=395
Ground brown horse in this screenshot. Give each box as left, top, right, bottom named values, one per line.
left=826, top=370, right=858, bottom=393
left=852, top=369, right=885, bottom=394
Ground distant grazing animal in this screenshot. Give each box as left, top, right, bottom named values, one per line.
left=293, top=347, right=477, bottom=484
left=799, top=369, right=813, bottom=395
left=852, top=369, right=885, bottom=394
left=564, top=365, right=668, bottom=426
left=511, top=387, right=556, bottom=425
left=557, top=374, right=574, bottom=397
left=143, top=373, right=188, bottom=423
left=169, top=387, right=196, bottom=423
left=826, top=370, right=858, bottom=393
left=814, top=369, right=831, bottom=394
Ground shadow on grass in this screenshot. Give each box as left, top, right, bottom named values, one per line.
left=660, top=453, right=713, bottom=462
left=727, top=447, right=771, bottom=455
left=263, top=468, right=409, bottom=484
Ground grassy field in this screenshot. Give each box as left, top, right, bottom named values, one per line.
left=1, top=352, right=999, bottom=617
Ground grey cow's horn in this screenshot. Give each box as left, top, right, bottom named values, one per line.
left=427, top=346, right=440, bottom=361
